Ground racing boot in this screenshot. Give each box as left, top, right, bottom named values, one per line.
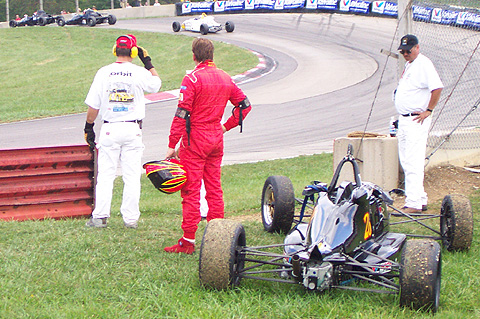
left=164, top=237, right=195, bottom=254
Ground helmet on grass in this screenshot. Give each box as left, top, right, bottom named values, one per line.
left=143, top=159, right=187, bottom=194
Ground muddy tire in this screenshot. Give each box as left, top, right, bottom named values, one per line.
left=199, top=219, right=246, bottom=289
left=440, top=194, right=473, bottom=251
left=261, top=175, right=295, bottom=234
left=400, top=239, right=441, bottom=312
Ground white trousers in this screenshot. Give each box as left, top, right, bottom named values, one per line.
left=92, top=122, right=144, bottom=224
left=397, top=116, right=431, bottom=209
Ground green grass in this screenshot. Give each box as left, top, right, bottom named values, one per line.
left=0, top=26, right=258, bottom=123
left=1, top=153, right=479, bottom=318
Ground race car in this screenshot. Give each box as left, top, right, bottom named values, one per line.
left=197, top=145, right=471, bottom=312
left=172, top=13, right=234, bottom=35
left=9, top=10, right=64, bottom=27
left=62, top=9, right=116, bottom=27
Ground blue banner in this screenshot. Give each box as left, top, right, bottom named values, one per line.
left=339, top=0, right=370, bottom=14
left=431, top=8, right=458, bottom=25
left=371, top=1, right=397, bottom=17
left=412, top=5, right=432, bottom=21
left=456, top=11, right=480, bottom=29
left=317, top=0, right=338, bottom=10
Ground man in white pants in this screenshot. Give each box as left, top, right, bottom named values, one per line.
left=394, top=34, right=443, bottom=214
left=84, top=34, right=161, bottom=228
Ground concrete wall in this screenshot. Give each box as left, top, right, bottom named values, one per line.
left=0, top=5, right=176, bottom=28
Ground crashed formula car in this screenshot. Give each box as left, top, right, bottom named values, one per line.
left=197, top=145, right=472, bottom=312
left=62, top=9, right=116, bottom=27
left=172, top=13, right=234, bottom=35
left=9, top=10, right=64, bottom=27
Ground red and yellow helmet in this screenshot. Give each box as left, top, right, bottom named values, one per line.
left=143, top=159, right=187, bottom=194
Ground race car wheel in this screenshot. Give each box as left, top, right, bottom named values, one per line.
left=57, top=17, right=65, bottom=27
left=172, top=21, right=181, bottom=32
left=199, top=219, right=246, bottom=290
left=225, top=21, right=235, bottom=32
left=87, top=17, right=96, bottom=27
left=200, top=23, right=209, bottom=35
left=261, top=175, right=295, bottom=234
left=400, top=239, right=441, bottom=313
left=440, top=194, right=473, bottom=251
left=108, top=15, right=117, bottom=25
left=38, top=17, right=48, bottom=26
left=9, top=20, right=17, bottom=28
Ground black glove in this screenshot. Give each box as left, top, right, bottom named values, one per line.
left=137, top=46, right=154, bottom=70
left=84, top=122, right=96, bottom=151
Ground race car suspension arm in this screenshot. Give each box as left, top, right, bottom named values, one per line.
left=388, top=204, right=441, bottom=235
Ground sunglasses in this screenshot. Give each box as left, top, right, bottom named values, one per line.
left=399, top=49, right=412, bottom=55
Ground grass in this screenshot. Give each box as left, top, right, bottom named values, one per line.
left=1, top=153, right=479, bottom=318
left=0, top=26, right=258, bottom=123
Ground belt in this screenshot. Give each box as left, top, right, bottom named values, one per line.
left=103, top=120, right=142, bottom=124
left=401, top=113, right=420, bottom=117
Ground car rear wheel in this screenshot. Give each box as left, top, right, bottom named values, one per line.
left=172, top=21, right=181, bottom=32
left=9, top=20, right=17, bottom=28
left=38, top=16, right=48, bottom=26
left=225, top=21, right=235, bottom=32
left=108, top=14, right=117, bottom=25
left=87, top=17, right=96, bottom=27
left=200, top=23, right=209, bottom=35
left=199, top=219, right=246, bottom=289
left=400, top=239, right=441, bottom=313
left=261, top=175, right=295, bottom=234
left=57, top=17, right=65, bottom=27
left=440, top=194, right=473, bottom=251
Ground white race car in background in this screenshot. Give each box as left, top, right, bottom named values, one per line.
left=172, top=13, right=235, bottom=35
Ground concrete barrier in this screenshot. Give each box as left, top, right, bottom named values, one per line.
left=0, top=5, right=176, bottom=28
left=333, top=137, right=399, bottom=192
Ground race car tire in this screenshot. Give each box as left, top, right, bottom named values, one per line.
left=108, top=15, right=117, bottom=25
left=9, top=20, right=17, bottom=28
left=199, top=219, right=246, bottom=290
left=57, top=17, right=65, bottom=27
left=261, top=175, right=295, bottom=234
left=87, top=16, right=96, bottom=27
left=172, top=21, right=181, bottom=32
left=400, top=239, right=441, bottom=313
left=38, top=17, right=48, bottom=26
left=200, top=23, right=209, bottom=35
left=440, top=194, right=473, bottom=251
left=225, top=21, right=235, bottom=32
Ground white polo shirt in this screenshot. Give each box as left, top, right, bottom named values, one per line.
left=85, top=62, right=161, bottom=122
left=394, top=53, right=443, bottom=115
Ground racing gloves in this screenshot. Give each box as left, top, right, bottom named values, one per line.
left=137, top=46, right=154, bottom=70
left=84, top=122, right=96, bottom=151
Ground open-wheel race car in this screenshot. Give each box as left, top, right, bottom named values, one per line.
left=62, top=9, right=116, bottom=27
left=198, top=145, right=458, bottom=312
left=172, top=13, right=234, bottom=35
left=9, top=10, right=65, bottom=27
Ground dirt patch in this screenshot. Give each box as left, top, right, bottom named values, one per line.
left=424, top=165, right=480, bottom=204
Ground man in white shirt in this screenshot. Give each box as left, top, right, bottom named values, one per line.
left=394, top=34, right=443, bottom=214
left=84, top=34, right=161, bottom=228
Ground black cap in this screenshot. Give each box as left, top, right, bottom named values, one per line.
left=398, top=34, right=419, bottom=50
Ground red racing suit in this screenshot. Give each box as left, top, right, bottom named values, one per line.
left=168, top=60, right=251, bottom=240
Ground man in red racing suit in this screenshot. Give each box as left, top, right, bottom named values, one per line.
left=164, top=38, right=251, bottom=254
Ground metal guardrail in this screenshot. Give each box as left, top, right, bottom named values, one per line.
left=0, top=144, right=94, bottom=221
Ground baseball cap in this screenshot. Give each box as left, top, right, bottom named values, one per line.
left=116, top=34, right=137, bottom=49
left=398, top=34, right=418, bottom=50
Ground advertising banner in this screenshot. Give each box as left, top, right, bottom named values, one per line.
left=456, top=11, right=480, bottom=29
left=371, top=1, right=397, bottom=16
left=183, top=1, right=213, bottom=13
left=245, top=0, right=255, bottom=10
left=317, top=0, right=337, bottom=10
left=431, top=8, right=458, bottom=25
left=339, top=0, right=370, bottom=14
left=256, top=0, right=276, bottom=10
left=412, top=5, right=432, bottom=21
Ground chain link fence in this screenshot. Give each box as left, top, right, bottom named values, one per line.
left=394, top=0, right=480, bottom=153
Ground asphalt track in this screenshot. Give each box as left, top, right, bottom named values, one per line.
left=0, top=13, right=401, bottom=165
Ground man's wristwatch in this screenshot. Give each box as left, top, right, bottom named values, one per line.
left=426, top=108, right=434, bottom=112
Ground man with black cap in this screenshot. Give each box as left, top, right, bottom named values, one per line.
left=394, top=34, right=443, bottom=214
left=84, top=34, right=161, bottom=228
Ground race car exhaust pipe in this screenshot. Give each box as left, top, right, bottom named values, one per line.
left=291, top=254, right=301, bottom=278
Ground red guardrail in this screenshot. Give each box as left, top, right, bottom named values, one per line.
left=0, top=145, right=94, bottom=221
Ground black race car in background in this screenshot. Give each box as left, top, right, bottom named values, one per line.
left=9, top=10, right=65, bottom=27
left=63, top=9, right=116, bottom=27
